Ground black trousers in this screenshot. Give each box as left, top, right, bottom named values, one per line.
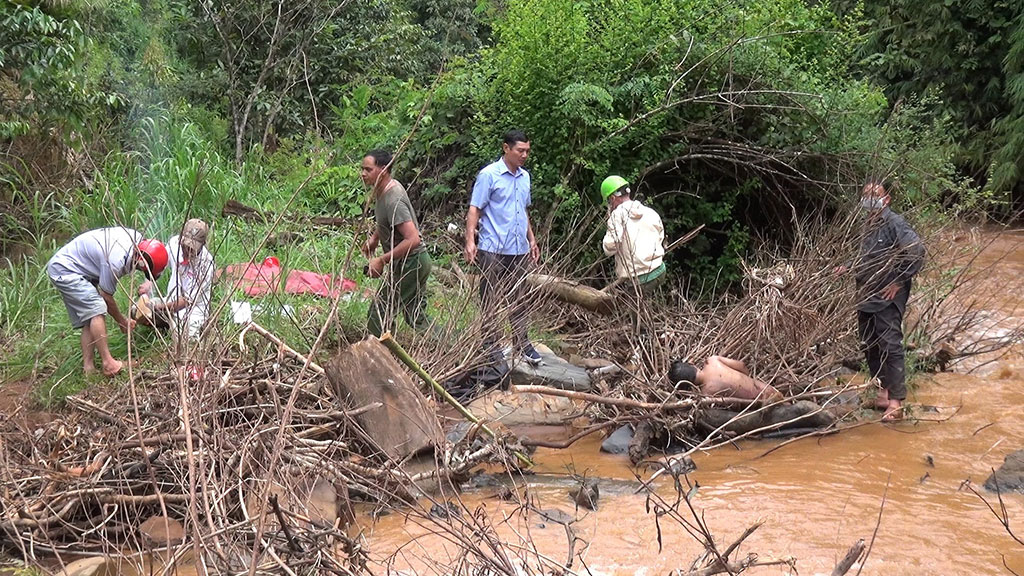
left=857, top=299, right=908, bottom=401
left=477, top=251, right=530, bottom=355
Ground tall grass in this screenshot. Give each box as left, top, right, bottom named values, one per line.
left=77, top=115, right=239, bottom=236
left=0, top=112, right=391, bottom=405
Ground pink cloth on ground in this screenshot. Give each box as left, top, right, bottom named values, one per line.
left=219, top=258, right=356, bottom=298
left=284, top=269, right=357, bottom=298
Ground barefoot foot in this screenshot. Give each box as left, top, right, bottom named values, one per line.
left=873, top=388, right=890, bottom=411
left=102, top=359, right=124, bottom=377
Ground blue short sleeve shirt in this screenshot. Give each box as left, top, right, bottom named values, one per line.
left=470, top=158, right=532, bottom=255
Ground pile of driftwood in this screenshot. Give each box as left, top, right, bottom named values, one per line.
left=0, top=328, right=522, bottom=573
left=500, top=218, right=1024, bottom=467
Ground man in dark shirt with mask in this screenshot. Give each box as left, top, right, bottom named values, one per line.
left=853, top=181, right=925, bottom=421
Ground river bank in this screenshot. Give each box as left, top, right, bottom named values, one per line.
left=0, top=231, right=1020, bottom=576
left=360, top=230, right=1024, bottom=575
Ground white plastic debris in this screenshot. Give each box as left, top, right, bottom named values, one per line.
left=231, top=301, right=253, bottom=324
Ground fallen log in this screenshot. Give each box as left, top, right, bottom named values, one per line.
left=379, top=333, right=533, bottom=467
left=526, top=273, right=615, bottom=314
left=629, top=422, right=655, bottom=465
left=831, top=539, right=866, bottom=576
left=222, top=199, right=349, bottom=228
left=223, top=199, right=265, bottom=220
left=432, top=265, right=615, bottom=314
left=324, top=337, right=441, bottom=462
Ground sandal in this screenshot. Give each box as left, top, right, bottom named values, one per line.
left=881, top=404, right=904, bottom=422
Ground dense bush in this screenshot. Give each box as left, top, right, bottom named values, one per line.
left=846, top=0, right=1024, bottom=213
left=1, top=0, right=998, bottom=274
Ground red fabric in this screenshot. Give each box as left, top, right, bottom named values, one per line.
left=219, top=259, right=356, bottom=298
left=285, top=269, right=357, bottom=298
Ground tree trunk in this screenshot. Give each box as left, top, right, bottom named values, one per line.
left=831, top=539, right=866, bottom=576
left=526, top=273, right=615, bottom=314
left=324, top=338, right=441, bottom=461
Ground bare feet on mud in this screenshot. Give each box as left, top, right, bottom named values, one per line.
left=881, top=399, right=903, bottom=422
left=102, top=359, right=124, bottom=377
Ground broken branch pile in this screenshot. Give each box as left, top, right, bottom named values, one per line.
left=518, top=217, right=1024, bottom=462
left=0, top=334, right=518, bottom=570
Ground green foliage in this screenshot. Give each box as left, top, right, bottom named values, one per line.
left=403, top=0, right=490, bottom=72
left=849, top=0, right=1023, bottom=212
left=0, top=3, right=90, bottom=131
left=990, top=13, right=1024, bottom=199
left=167, top=0, right=477, bottom=162
left=0, top=0, right=182, bottom=138
left=412, top=0, right=919, bottom=278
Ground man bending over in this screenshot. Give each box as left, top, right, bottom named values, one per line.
left=669, top=356, right=783, bottom=401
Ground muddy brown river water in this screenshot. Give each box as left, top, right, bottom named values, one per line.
left=360, top=231, right=1024, bottom=575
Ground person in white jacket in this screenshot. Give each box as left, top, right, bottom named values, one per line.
left=601, top=175, right=667, bottom=294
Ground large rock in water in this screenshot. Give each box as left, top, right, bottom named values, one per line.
left=510, top=346, right=592, bottom=391
left=325, top=338, right=441, bottom=460
left=601, top=425, right=634, bottom=455
left=985, top=450, right=1024, bottom=493
left=468, top=388, right=576, bottom=426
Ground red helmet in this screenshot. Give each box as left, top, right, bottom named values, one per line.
left=137, top=239, right=169, bottom=278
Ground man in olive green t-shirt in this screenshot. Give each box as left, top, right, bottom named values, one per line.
left=360, top=149, right=433, bottom=337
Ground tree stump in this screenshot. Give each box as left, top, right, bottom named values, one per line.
left=325, top=338, right=441, bottom=461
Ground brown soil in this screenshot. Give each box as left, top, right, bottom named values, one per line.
left=0, top=379, right=56, bottom=430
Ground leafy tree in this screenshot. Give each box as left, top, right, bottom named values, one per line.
left=848, top=0, right=1024, bottom=211
left=0, top=3, right=87, bottom=136
left=403, top=0, right=491, bottom=74
left=174, top=0, right=353, bottom=164
left=169, top=0, right=478, bottom=164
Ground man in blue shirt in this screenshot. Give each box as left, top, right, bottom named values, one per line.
left=464, top=130, right=542, bottom=365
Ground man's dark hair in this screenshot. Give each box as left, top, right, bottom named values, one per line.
left=366, top=149, right=393, bottom=171
left=668, top=360, right=699, bottom=390
left=140, top=252, right=157, bottom=280
left=502, top=130, right=529, bottom=147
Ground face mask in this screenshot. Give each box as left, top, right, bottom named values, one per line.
left=860, top=196, right=885, bottom=211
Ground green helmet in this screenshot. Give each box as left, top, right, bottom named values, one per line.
left=601, top=175, right=630, bottom=201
